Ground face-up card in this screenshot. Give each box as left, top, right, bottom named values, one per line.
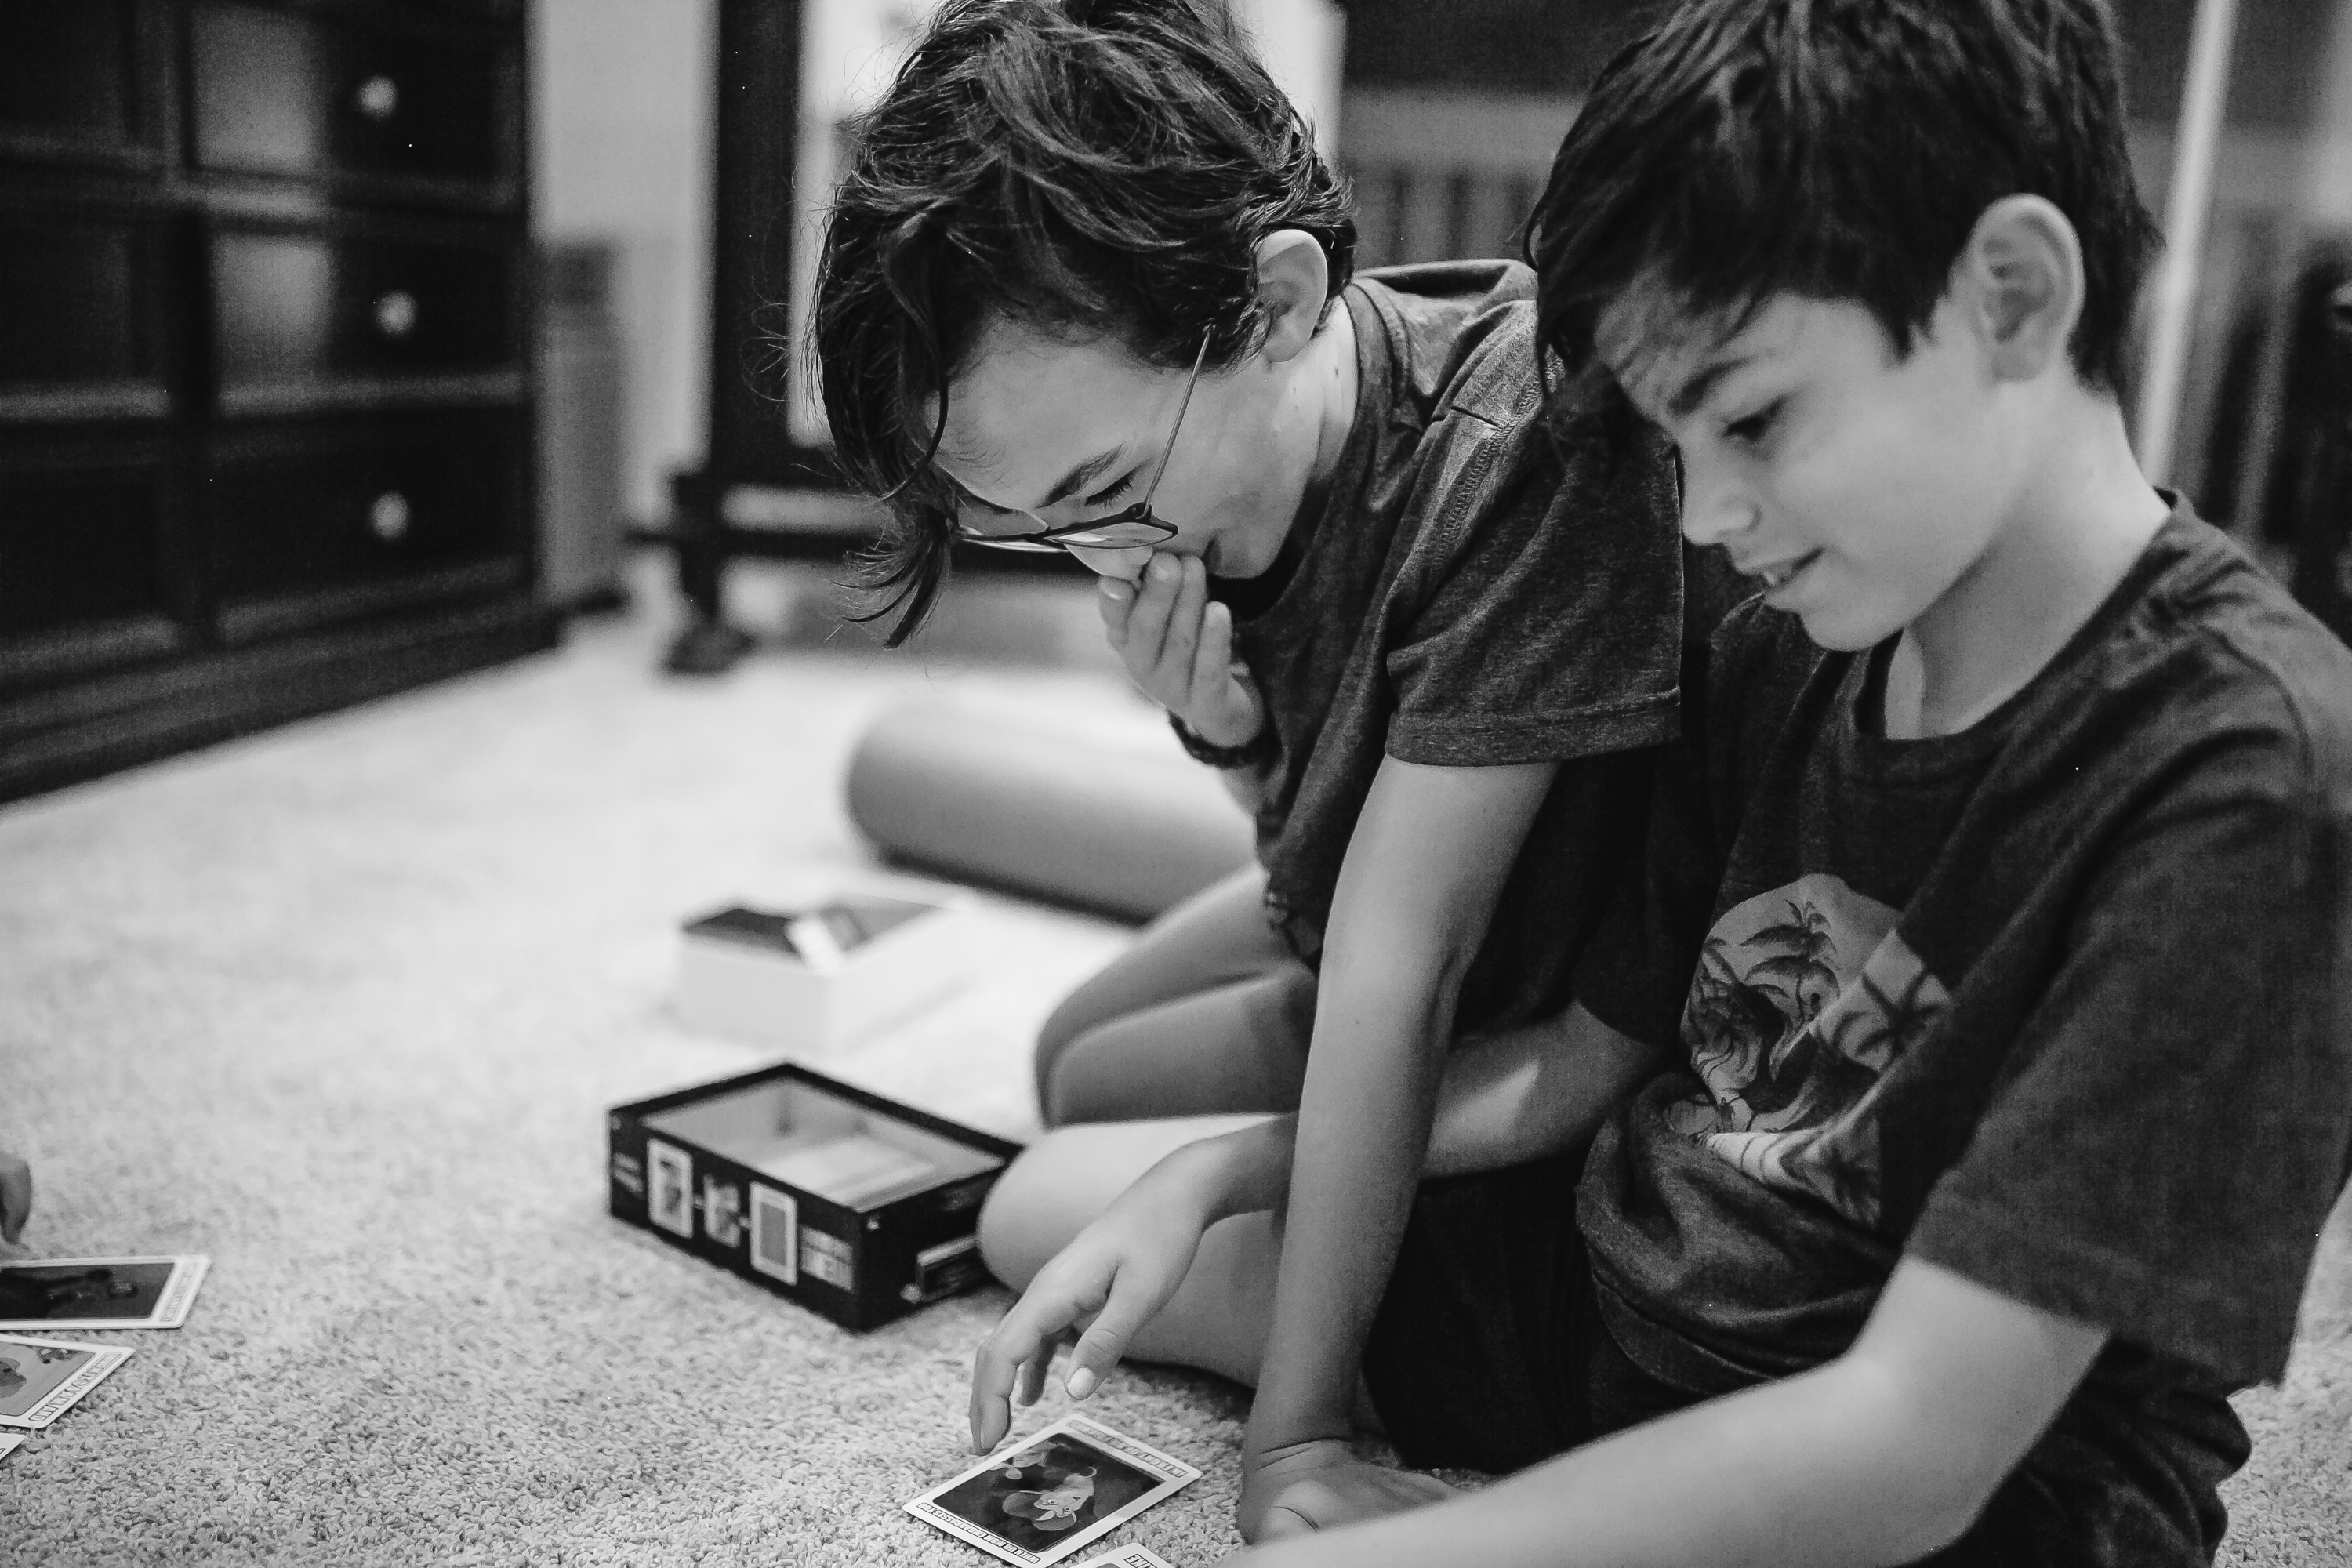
left=0, top=1256, right=210, bottom=1330
left=0, top=1336, right=134, bottom=1428
left=1069, top=1548, right=1179, bottom=1568
left=906, top=1414, right=1201, bottom=1567
left=0, top=1432, right=23, bottom=1463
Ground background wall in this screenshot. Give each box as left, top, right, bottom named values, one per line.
left=532, top=0, right=717, bottom=525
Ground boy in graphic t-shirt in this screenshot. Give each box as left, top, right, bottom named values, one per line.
left=967, top=2, right=2352, bottom=1562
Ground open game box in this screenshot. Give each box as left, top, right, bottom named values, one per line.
left=609, top=1062, right=1022, bottom=1332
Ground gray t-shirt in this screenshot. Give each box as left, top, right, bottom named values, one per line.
left=1220, top=260, right=1693, bottom=1034
left=1574, top=503, right=2352, bottom=1563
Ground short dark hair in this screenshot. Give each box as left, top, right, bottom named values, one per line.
left=814, top=0, right=1354, bottom=644
left=1529, top=0, right=2161, bottom=405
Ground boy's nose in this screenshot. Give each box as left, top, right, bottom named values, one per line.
left=1679, top=466, right=1760, bottom=547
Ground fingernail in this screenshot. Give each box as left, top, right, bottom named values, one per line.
left=1149, top=555, right=1179, bottom=583
left=1066, top=1367, right=1097, bottom=1399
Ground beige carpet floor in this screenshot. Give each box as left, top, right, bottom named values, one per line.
left=2, top=561, right=2346, bottom=1566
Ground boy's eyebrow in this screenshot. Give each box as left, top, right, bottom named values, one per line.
left=1030, top=448, right=1124, bottom=510
left=943, top=447, right=1123, bottom=517
left=1667, top=352, right=1755, bottom=420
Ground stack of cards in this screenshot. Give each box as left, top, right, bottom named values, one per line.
left=906, top=1414, right=1200, bottom=1566
left=0, top=1256, right=210, bottom=1450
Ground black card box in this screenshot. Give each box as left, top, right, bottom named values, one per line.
left=608, top=1062, right=1023, bottom=1332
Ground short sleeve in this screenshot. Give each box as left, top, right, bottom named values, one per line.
left=1907, top=747, right=2352, bottom=1385
left=1568, top=633, right=1725, bottom=1051
left=1383, top=418, right=1683, bottom=768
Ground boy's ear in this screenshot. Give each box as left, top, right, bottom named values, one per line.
left=1252, top=229, right=1331, bottom=364
left=1958, top=194, right=2085, bottom=384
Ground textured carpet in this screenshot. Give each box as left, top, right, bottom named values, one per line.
left=2, top=563, right=2346, bottom=1566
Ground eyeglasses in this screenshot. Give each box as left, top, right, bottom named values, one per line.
left=949, top=329, right=1210, bottom=555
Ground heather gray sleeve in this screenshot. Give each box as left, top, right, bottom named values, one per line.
left=1384, top=419, right=1683, bottom=768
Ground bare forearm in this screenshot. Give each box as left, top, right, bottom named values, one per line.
left=1180, top=1113, right=1295, bottom=1222
left=1187, top=1003, right=1663, bottom=1215
left=1247, top=954, right=1454, bottom=1452
left=1423, top=1004, right=1664, bottom=1178
left=1249, top=1357, right=1970, bottom=1568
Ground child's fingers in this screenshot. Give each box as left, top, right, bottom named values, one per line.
left=1158, top=557, right=1208, bottom=683
left=1123, top=554, right=1183, bottom=672
left=1189, top=600, right=1236, bottom=717
left=971, top=1304, right=1062, bottom=1450
left=0, top=1153, right=30, bottom=1244
left=1014, top=1346, right=1052, bottom=1409
left=1059, top=1282, right=1155, bottom=1402
left=1096, top=577, right=1134, bottom=648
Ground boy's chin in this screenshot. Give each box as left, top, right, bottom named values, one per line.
left=1793, top=601, right=1902, bottom=654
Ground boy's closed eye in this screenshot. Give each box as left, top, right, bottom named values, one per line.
left=1084, top=471, right=1138, bottom=508
left=1723, top=398, right=1785, bottom=446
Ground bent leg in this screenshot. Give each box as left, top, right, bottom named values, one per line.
left=980, top=1116, right=1281, bottom=1388
left=1044, top=964, right=1316, bottom=1125
left=1036, top=867, right=1287, bottom=1100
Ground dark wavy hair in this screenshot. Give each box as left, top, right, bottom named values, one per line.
left=813, top=0, right=1354, bottom=644
left=1529, top=0, right=2161, bottom=412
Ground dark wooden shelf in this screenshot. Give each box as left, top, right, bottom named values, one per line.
left=0, top=0, right=542, bottom=804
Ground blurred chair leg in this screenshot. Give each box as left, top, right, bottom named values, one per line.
left=662, top=467, right=756, bottom=675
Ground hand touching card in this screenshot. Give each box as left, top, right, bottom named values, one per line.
left=907, top=1414, right=1200, bottom=1567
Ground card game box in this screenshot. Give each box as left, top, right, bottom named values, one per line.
left=609, top=1060, right=1022, bottom=1332
left=676, top=892, right=975, bottom=1052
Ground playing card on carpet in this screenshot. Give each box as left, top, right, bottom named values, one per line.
left=0, top=1432, right=23, bottom=1463
left=0, top=1256, right=209, bottom=1330
left=1070, top=1547, right=1179, bottom=1568
left=906, top=1414, right=1200, bottom=1567
left=0, top=1335, right=134, bottom=1428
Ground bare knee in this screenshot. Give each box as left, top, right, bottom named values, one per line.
left=977, top=1141, right=1087, bottom=1291
left=977, top=1116, right=1277, bottom=1291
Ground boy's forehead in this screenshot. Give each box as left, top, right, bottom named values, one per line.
left=932, top=321, right=1160, bottom=498
left=1595, top=283, right=1760, bottom=418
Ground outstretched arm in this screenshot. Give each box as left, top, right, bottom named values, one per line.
left=967, top=997, right=1664, bottom=1446
left=1240, top=755, right=1557, bottom=1534
left=1236, top=1255, right=2108, bottom=1566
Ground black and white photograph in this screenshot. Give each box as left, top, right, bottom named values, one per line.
left=646, top=1141, right=695, bottom=1240
left=0, top=1337, right=135, bottom=1430
left=747, top=1184, right=799, bottom=1287
left=906, top=1416, right=1200, bottom=1566
left=0, top=1257, right=209, bottom=1332
left=7, top=0, right=2352, bottom=1562
left=700, top=1178, right=745, bottom=1249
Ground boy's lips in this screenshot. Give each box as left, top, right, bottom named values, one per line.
left=1738, top=548, right=1823, bottom=593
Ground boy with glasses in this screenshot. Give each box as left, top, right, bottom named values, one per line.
left=966, top=1, right=2352, bottom=1562
left=817, top=2, right=1700, bottom=1225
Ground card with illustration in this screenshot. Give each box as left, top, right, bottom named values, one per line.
left=906, top=1414, right=1200, bottom=1567
left=1070, top=1547, right=1179, bottom=1568
left=0, top=1256, right=210, bottom=1330
left=0, top=1335, right=134, bottom=1428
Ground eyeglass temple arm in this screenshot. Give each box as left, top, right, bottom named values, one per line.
left=1137, top=330, right=1212, bottom=513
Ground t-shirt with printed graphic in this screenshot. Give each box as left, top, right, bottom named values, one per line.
left=1216, top=259, right=1707, bottom=1036
left=1572, top=503, right=2352, bottom=1563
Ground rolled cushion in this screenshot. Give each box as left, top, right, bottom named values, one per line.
left=844, top=700, right=1256, bottom=920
